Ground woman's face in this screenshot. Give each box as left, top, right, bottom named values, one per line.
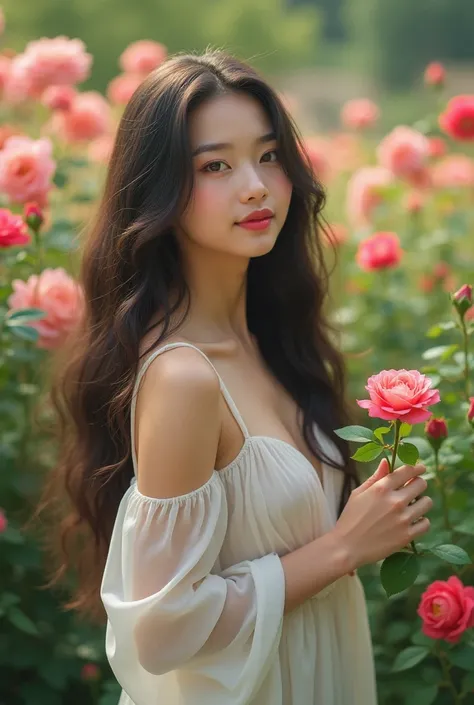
left=176, top=91, right=293, bottom=259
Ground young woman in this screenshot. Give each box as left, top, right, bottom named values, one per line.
left=42, top=49, right=433, bottom=705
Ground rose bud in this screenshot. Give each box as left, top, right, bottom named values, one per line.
left=452, top=284, right=473, bottom=317
left=468, top=397, right=474, bottom=425
left=424, top=62, right=445, bottom=88
left=23, top=202, right=44, bottom=232
left=425, top=417, right=448, bottom=450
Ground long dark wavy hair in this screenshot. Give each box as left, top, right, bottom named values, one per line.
left=33, top=49, right=360, bottom=624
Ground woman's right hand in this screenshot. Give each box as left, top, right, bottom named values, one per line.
left=333, top=458, right=433, bottom=571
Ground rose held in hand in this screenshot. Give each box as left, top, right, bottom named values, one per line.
left=418, top=576, right=474, bottom=643
left=357, top=369, right=440, bottom=424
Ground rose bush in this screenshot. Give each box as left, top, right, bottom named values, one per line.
left=0, top=18, right=472, bottom=705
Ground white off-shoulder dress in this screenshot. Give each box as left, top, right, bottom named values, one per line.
left=100, top=342, right=378, bottom=705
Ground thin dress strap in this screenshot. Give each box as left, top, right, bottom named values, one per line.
left=130, top=341, right=250, bottom=474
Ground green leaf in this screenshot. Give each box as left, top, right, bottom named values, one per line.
left=410, top=684, right=438, bottom=705
left=462, top=671, right=474, bottom=692
left=351, top=442, right=384, bottom=462
left=9, top=325, right=39, bottom=343
left=422, top=344, right=459, bottom=361
left=380, top=552, right=420, bottom=597
left=429, top=544, right=471, bottom=565
left=455, top=517, right=474, bottom=535
left=399, top=422, right=412, bottom=438
left=392, top=646, right=430, bottom=672
left=7, top=607, right=39, bottom=635
left=397, top=442, right=420, bottom=465
left=426, top=321, right=456, bottom=338
left=449, top=645, right=474, bottom=671
left=334, top=425, right=374, bottom=443
left=374, top=426, right=391, bottom=443
left=5, top=307, right=45, bottom=323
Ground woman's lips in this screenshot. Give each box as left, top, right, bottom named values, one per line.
left=236, top=216, right=273, bottom=231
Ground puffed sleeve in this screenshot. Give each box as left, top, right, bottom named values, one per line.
left=100, top=472, right=286, bottom=705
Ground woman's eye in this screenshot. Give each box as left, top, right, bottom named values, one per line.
left=203, top=160, right=228, bottom=173
left=261, top=149, right=278, bottom=163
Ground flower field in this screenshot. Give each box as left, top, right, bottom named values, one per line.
left=0, top=15, right=473, bottom=705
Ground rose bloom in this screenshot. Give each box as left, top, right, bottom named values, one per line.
left=0, top=208, right=30, bottom=247
left=106, top=73, right=144, bottom=105
left=300, top=137, right=331, bottom=184
left=466, top=306, right=474, bottom=323
left=41, top=84, right=76, bottom=111
left=0, top=136, right=56, bottom=205
left=428, top=137, right=447, bottom=159
left=424, top=62, right=445, bottom=87
left=87, top=134, right=114, bottom=165
left=425, top=416, right=448, bottom=440
left=467, top=397, right=474, bottom=422
left=7, top=268, right=84, bottom=350
left=0, top=124, right=23, bottom=150
left=356, top=231, right=402, bottom=272
left=81, top=663, right=100, bottom=682
left=322, top=223, right=348, bottom=247
left=8, top=37, right=92, bottom=98
left=418, top=576, right=474, bottom=643
left=119, top=40, right=167, bottom=76
left=431, top=154, right=474, bottom=189
left=346, top=166, right=393, bottom=225
left=454, top=284, right=473, bottom=305
left=329, top=132, right=364, bottom=174
left=377, top=126, right=430, bottom=181
left=52, top=91, right=111, bottom=142
left=439, top=95, right=474, bottom=141
left=0, top=509, right=7, bottom=534
left=341, top=98, right=380, bottom=130
left=357, top=369, right=441, bottom=424
left=404, top=190, right=425, bottom=214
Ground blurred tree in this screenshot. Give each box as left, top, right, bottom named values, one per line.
left=0, top=0, right=321, bottom=91
left=289, top=0, right=347, bottom=41
left=345, top=0, right=474, bottom=89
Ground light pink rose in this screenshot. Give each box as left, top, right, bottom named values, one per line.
left=403, top=190, right=425, bottom=214
left=428, top=137, right=447, bottom=159
left=377, top=126, right=430, bottom=181
left=9, top=36, right=92, bottom=98
left=466, top=306, right=474, bottom=323
left=7, top=267, right=84, bottom=350
left=346, top=167, right=393, bottom=225
left=0, top=208, right=30, bottom=247
left=431, top=155, right=474, bottom=189
left=341, top=98, right=380, bottom=130
left=322, top=222, right=348, bottom=247
left=41, top=84, right=77, bottom=111
left=329, top=133, right=364, bottom=174
left=87, top=134, right=114, bottom=165
left=119, top=40, right=167, bottom=76
left=417, top=576, right=474, bottom=643
left=424, top=62, right=445, bottom=87
left=300, top=136, right=331, bottom=183
left=357, top=369, right=441, bottom=424
left=51, top=91, right=111, bottom=142
left=106, top=73, right=144, bottom=105
left=356, top=231, right=402, bottom=271
left=0, top=136, right=56, bottom=205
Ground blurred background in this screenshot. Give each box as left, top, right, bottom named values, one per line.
left=1, top=2, right=474, bottom=705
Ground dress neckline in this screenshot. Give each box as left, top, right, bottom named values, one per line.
left=130, top=341, right=326, bottom=492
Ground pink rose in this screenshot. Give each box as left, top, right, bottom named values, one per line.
left=9, top=36, right=92, bottom=98
left=403, top=190, right=425, bottom=214
left=0, top=136, right=56, bottom=205
left=466, top=306, right=474, bottom=322
left=428, top=137, right=447, bottom=159
left=329, top=133, right=364, bottom=174
left=0, top=55, right=11, bottom=96
left=424, top=62, right=445, bottom=87
left=7, top=267, right=84, bottom=350
left=432, top=155, right=474, bottom=189
left=81, top=663, right=100, bottom=682
left=357, top=369, right=441, bottom=424
left=346, top=166, right=393, bottom=225
left=0, top=208, right=30, bottom=247
left=0, top=509, right=7, bottom=533
left=356, top=231, right=402, bottom=272
left=341, top=98, right=380, bottom=130
left=301, top=137, right=331, bottom=183
left=119, top=40, right=167, bottom=76
left=87, top=135, right=114, bottom=165
left=106, top=73, right=144, bottom=105
left=453, top=284, right=473, bottom=305
left=439, top=95, right=474, bottom=141
left=51, top=91, right=111, bottom=142
left=377, top=126, right=430, bottom=181
left=417, top=576, right=474, bottom=643
left=425, top=416, right=448, bottom=440
left=322, top=223, right=348, bottom=248
left=467, top=397, right=474, bottom=423
left=41, top=84, right=77, bottom=111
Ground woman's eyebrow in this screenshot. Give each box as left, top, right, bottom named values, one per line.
left=191, top=131, right=277, bottom=158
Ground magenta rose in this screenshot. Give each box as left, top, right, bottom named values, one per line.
left=417, top=576, right=474, bottom=643
left=357, top=369, right=440, bottom=424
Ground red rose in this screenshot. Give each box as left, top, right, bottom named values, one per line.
left=356, top=232, right=403, bottom=272
left=417, top=576, right=474, bottom=643
left=0, top=207, right=30, bottom=248
left=439, top=95, right=474, bottom=141
left=425, top=416, right=448, bottom=440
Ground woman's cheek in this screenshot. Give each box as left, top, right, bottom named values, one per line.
left=192, top=180, right=226, bottom=218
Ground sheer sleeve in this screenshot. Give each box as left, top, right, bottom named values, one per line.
left=100, top=472, right=286, bottom=705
